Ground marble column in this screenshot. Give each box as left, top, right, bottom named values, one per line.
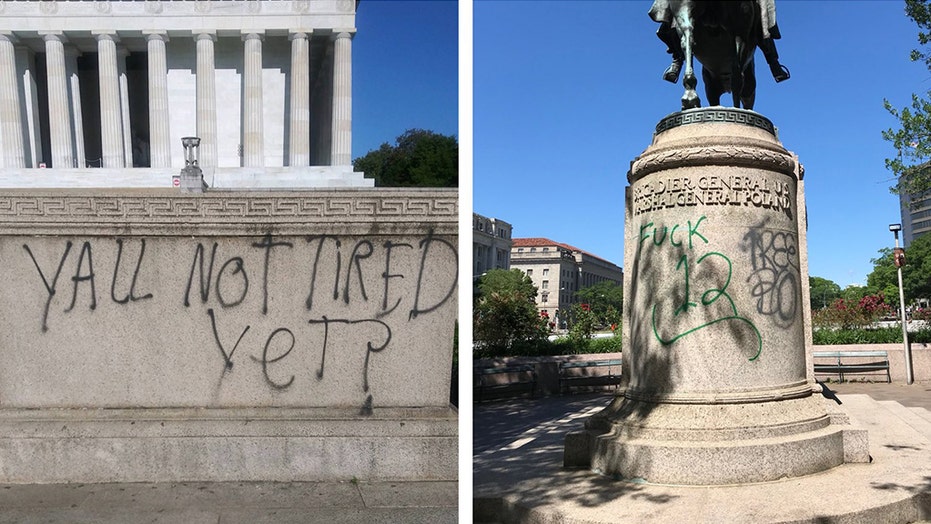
left=0, top=32, right=25, bottom=168
left=65, top=46, right=85, bottom=168
left=42, top=31, right=74, bottom=168
left=242, top=32, right=264, bottom=167
left=310, top=44, right=333, bottom=165
left=145, top=31, right=171, bottom=168
left=330, top=31, right=353, bottom=166
left=118, top=47, right=133, bottom=167
left=195, top=31, right=218, bottom=168
left=95, top=31, right=123, bottom=168
left=288, top=31, right=310, bottom=167
left=16, top=45, right=41, bottom=167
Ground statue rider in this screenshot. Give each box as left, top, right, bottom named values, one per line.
left=651, top=0, right=790, bottom=84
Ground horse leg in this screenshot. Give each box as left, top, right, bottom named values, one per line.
left=702, top=67, right=722, bottom=107
left=732, top=36, right=745, bottom=108
left=657, top=22, right=684, bottom=83
left=675, top=3, right=700, bottom=109
left=741, top=59, right=756, bottom=110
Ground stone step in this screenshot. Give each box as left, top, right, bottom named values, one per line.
left=878, top=400, right=931, bottom=439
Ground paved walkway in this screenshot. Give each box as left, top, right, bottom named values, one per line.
left=0, top=480, right=457, bottom=523
left=474, top=382, right=931, bottom=461
left=474, top=383, right=931, bottom=524
left=825, top=380, right=931, bottom=409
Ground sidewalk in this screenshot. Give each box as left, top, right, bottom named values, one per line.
left=474, top=382, right=931, bottom=461
left=825, top=380, right=931, bottom=409
left=0, top=480, right=458, bottom=524
left=474, top=383, right=931, bottom=523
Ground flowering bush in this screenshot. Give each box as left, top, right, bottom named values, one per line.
left=812, top=293, right=892, bottom=330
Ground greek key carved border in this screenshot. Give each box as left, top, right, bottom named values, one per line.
left=630, top=145, right=796, bottom=180
left=0, top=191, right=458, bottom=236
left=656, top=108, right=776, bottom=136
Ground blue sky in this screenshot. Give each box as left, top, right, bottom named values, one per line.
left=474, top=0, right=924, bottom=289
left=353, top=0, right=459, bottom=160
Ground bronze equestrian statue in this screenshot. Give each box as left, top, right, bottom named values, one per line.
left=649, top=0, right=790, bottom=110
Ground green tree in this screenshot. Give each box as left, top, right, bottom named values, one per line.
left=809, top=276, right=842, bottom=311
left=476, top=268, right=537, bottom=299
left=883, top=0, right=931, bottom=196
left=567, top=303, right=596, bottom=343
left=352, top=129, right=457, bottom=187
left=576, top=280, right=624, bottom=327
left=473, top=269, right=546, bottom=353
left=841, top=284, right=872, bottom=302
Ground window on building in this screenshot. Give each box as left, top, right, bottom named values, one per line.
left=530, top=247, right=536, bottom=252
left=542, top=280, right=548, bottom=289
left=517, top=248, right=524, bottom=253
left=527, top=269, right=533, bottom=276
left=543, top=268, right=549, bottom=276
left=543, top=247, right=549, bottom=252
left=542, top=293, right=548, bottom=303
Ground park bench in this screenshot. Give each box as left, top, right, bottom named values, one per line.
left=812, top=351, right=891, bottom=383
left=559, top=359, right=622, bottom=394
left=474, top=364, right=537, bottom=403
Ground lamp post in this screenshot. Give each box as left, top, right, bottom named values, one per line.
left=889, top=223, right=914, bottom=384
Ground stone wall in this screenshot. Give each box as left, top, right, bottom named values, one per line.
left=475, top=345, right=931, bottom=399
left=0, top=188, right=457, bottom=482
left=812, top=343, right=931, bottom=384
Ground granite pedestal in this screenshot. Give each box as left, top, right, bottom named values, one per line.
left=564, top=108, right=868, bottom=485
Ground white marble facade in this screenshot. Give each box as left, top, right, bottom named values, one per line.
left=0, top=0, right=372, bottom=188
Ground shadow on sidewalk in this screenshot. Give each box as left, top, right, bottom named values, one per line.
left=473, top=392, right=614, bottom=454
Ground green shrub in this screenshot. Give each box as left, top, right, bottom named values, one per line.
left=475, top=331, right=622, bottom=358
left=588, top=336, right=623, bottom=353
left=813, top=326, right=931, bottom=345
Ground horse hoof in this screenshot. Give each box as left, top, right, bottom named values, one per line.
left=663, top=62, right=682, bottom=83
left=681, top=94, right=701, bottom=110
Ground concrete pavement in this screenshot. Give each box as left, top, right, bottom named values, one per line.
left=475, top=383, right=931, bottom=523
left=474, top=383, right=931, bottom=455
left=0, top=480, right=457, bottom=523
left=826, top=380, right=931, bottom=409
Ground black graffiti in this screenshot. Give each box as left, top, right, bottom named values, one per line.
left=206, top=313, right=392, bottom=396
left=379, top=240, right=413, bottom=318
left=343, top=240, right=374, bottom=304
left=111, top=239, right=154, bottom=304
left=207, top=307, right=249, bottom=371
left=184, top=243, right=217, bottom=307
left=252, top=327, right=295, bottom=389
left=25, top=233, right=456, bottom=344
left=303, top=233, right=457, bottom=318
left=184, top=243, right=251, bottom=309
left=26, top=239, right=155, bottom=331
left=306, top=316, right=391, bottom=392
left=23, top=241, right=72, bottom=332
left=216, top=256, right=248, bottom=307
left=742, top=229, right=799, bottom=326
left=66, top=242, right=96, bottom=312
left=251, top=233, right=293, bottom=315
left=409, top=230, right=458, bottom=320
left=304, top=236, right=339, bottom=311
